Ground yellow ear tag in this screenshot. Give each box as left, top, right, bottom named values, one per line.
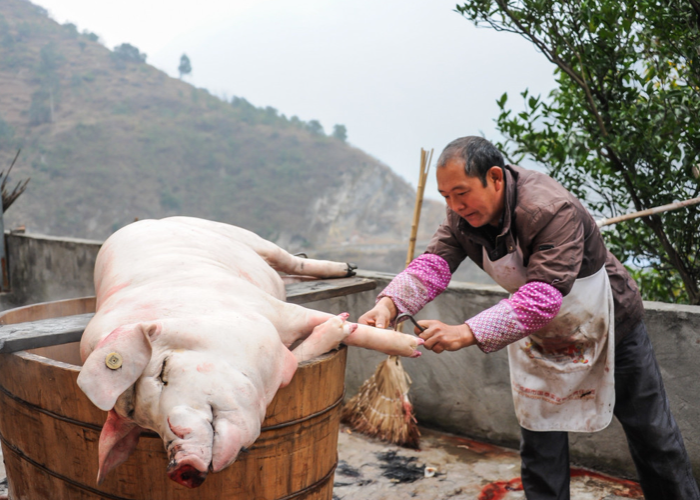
left=105, top=352, right=123, bottom=370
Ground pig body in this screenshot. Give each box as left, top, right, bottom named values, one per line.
left=78, top=217, right=422, bottom=488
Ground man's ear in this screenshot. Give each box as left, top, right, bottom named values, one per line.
left=489, top=166, right=504, bottom=189
left=77, top=322, right=161, bottom=411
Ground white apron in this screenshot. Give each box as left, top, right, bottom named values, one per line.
left=482, top=246, right=615, bottom=432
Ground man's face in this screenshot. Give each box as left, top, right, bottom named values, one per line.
left=437, top=158, right=505, bottom=228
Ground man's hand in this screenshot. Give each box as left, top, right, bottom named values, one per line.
left=416, top=320, right=476, bottom=354
left=358, top=297, right=397, bottom=329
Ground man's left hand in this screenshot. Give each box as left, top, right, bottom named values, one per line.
left=415, top=320, right=476, bottom=354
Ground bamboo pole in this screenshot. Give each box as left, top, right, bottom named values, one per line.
left=596, top=196, right=700, bottom=227
left=405, top=148, right=433, bottom=267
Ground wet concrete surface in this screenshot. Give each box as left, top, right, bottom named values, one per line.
left=335, top=425, right=644, bottom=500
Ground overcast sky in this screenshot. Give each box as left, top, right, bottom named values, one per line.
left=34, top=0, right=555, bottom=200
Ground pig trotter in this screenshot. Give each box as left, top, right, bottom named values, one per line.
left=345, top=263, right=357, bottom=277
left=343, top=324, right=425, bottom=357
left=292, top=314, right=356, bottom=363
left=167, top=462, right=208, bottom=489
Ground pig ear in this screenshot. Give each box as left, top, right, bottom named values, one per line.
left=97, top=409, right=142, bottom=485
left=78, top=322, right=161, bottom=411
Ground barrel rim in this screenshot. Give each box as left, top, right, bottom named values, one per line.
left=0, top=296, right=96, bottom=325
left=11, top=343, right=346, bottom=371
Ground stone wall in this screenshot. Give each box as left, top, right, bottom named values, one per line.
left=0, top=232, right=101, bottom=310
left=305, top=270, right=700, bottom=482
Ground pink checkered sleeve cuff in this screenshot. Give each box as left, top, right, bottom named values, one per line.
left=467, top=281, right=562, bottom=353
left=377, top=254, right=451, bottom=316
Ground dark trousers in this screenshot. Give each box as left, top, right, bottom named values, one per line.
left=520, top=321, right=700, bottom=500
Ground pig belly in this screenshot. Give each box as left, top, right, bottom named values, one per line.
left=94, top=217, right=286, bottom=302
left=83, top=218, right=288, bottom=355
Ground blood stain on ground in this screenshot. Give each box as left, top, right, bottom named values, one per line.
left=477, top=468, right=643, bottom=500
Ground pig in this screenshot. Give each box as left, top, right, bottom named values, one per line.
left=77, top=217, right=423, bottom=488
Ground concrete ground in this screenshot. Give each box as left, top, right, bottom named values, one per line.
left=335, top=425, right=644, bottom=500
left=0, top=427, right=643, bottom=499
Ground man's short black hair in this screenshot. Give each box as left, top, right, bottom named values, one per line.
left=437, top=136, right=505, bottom=186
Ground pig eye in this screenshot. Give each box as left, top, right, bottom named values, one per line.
left=158, top=357, right=169, bottom=386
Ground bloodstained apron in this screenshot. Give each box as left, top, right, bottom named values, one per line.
left=482, top=245, right=615, bottom=432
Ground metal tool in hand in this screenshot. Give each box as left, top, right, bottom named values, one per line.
left=394, top=313, right=426, bottom=336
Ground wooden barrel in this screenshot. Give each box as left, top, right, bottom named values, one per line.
left=0, top=298, right=345, bottom=500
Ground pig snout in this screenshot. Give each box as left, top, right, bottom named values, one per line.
left=166, top=414, right=253, bottom=486
left=164, top=406, right=213, bottom=488
left=167, top=456, right=208, bottom=489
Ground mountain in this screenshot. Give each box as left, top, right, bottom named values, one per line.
left=0, top=0, right=491, bottom=283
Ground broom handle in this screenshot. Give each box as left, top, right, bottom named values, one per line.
left=596, top=196, right=700, bottom=227
left=405, top=148, right=433, bottom=266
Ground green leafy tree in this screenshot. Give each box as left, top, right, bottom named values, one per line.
left=61, top=23, right=78, bottom=39
left=38, top=42, right=64, bottom=75
left=28, top=89, right=52, bottom=125
left=81, top=30, right=99, bottom=43
left=111, top=43, right=146, bottom=65
left=178, top=54, right=192, bottom=79
left=332, top=124, right=347, bottom=142
left=306, top=120, right=324, bottom=135
left=457, top=0, right=700, bottom=304
left=0, top=14, right=13, bottom=48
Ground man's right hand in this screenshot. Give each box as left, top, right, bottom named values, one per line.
left=358, top=297, right=398, bottom=329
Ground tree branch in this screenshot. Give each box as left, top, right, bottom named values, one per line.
left=494, top=0, right=611, bottom=137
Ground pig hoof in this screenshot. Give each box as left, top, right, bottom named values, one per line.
left=345, top=263, right=357, bottom=277
left=411, top=351, right=422, bottom=358
left=416, top=338, right=425, bottom=345
left=168, top=463, right=208, bottom=489
left=339, top=312, right=350, bottom=320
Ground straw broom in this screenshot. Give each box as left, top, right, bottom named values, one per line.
left=342, top=148, right=433, bottom=449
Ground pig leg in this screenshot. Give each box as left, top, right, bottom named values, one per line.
left=291, top=313, right=357, bottom=363
left=343, top=324, right=424, bottom=357
left=243, top=233, right=355, bottom=278
left=275, top=303, right=423, bottom=362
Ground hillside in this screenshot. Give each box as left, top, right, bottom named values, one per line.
left=0, top=0, right=492, bottom=282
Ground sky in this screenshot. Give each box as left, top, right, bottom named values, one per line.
left=33, top=0, right=556, bottom=200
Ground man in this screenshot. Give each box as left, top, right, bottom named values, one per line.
left=359, top=136, right=699, bottom=500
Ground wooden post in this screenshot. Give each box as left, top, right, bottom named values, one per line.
left=405, top=148, right=433, bottom=268
left=596, top=196, right=700, bottom=227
